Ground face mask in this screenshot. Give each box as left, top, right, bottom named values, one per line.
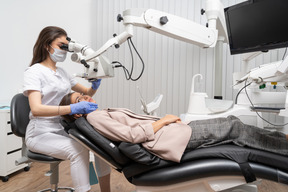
left=48, top=45, right=67, bottom=62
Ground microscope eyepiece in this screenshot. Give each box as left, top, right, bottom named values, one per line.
left=60, top=44, right=69, bottom=51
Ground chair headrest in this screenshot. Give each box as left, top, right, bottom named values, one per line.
left=10, top=93, right=30, bottom=137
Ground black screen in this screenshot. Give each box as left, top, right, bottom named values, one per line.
left=225, top=0, right=288, bottom=55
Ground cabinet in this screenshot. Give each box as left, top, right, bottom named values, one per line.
left=0, top=109, right=28, bottom=182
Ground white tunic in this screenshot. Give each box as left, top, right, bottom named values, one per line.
left=23, top=64, right=77, bottom=136
left=23, top=64, right=93, bottom=191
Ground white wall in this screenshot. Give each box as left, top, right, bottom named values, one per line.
left=1, top=0, right=287, bottom=131
left=0, top=0, right=94, bottom=105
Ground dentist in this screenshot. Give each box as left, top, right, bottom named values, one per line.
left=23, top=26, right=103, bottom=192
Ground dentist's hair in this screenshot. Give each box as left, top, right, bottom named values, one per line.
left=30, top=26, right=67, bottom=66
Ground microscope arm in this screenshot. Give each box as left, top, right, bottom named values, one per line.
left=66, top=0, right=227, bottom=80
left=84, top=0, right=227, bottom=62
left=85, top=24, right=134, bottom=62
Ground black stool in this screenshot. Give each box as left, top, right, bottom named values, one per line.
left=10, top=93, right=74, bottom=192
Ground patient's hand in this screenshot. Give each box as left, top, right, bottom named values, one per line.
left=162, top=114, right=181, bottom=125
left=152, top=115, right=181, bottom=133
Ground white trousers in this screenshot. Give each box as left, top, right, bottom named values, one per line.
left=26, top=119, right=90, bottom=192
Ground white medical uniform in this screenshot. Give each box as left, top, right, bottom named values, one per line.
left=23, top=64, right=90, bottom=192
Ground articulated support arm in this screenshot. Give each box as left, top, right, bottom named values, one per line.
left=67, top=0, right=227, bottom=80
left=85, top=0, right=227, bottom=62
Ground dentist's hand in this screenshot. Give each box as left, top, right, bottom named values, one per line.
left=69, top=101, right=98, bottom=115
left=91, top=79, right=102, bottom=90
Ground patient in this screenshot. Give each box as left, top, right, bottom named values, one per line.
left=60, top=92, right=288, bottom=163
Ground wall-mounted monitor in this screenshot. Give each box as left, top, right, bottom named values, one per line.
left=225, top=0, right=288, bottom=55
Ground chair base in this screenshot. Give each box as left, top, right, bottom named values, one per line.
left=135, top=176, right=260, bottom=192
left=38, top=186, right=75, bottom=192
left=39, top=163, right=75, bottom=192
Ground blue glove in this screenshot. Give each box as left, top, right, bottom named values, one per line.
left=70, top=101, right=98, bottom=115
left=91, top=79, right=102, bottom=90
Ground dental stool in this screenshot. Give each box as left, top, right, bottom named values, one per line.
left=10, top=93, right=74, bottom=192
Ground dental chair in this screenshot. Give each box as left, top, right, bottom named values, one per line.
left=61, top=116, right=288, bottom=192
left=10, top=93, right=74, bottom=192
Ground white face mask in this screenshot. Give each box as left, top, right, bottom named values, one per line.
left=48, top=45, right=67, bottom=62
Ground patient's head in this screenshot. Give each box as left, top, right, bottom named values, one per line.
left=59, top=92, right=96, bottom=122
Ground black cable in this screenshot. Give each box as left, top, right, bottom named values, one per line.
left=112, top=38, right=145, bottom=81
left=244, top=79, right=288, bottom=127
left=112, top=61, right=130, bottom=80
left=235, top=80, right=252, bottom=104
left=282, top=45, right=288, bottom=60
left=127, top=38, right=135, bottom=79
left=128, top=38, right=145, bottom=81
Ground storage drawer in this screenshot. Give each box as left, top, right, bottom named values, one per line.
left=5, top=112, right=12, bottom=133
left=6, top=150, right=23, bottom=173
left=6, top=134, right=22, bottom=153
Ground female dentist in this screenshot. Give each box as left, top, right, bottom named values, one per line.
left=23, top=26, right=105, bottom=192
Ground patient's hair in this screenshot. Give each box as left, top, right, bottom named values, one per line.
left=59, top=93, right=75, bottom=122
